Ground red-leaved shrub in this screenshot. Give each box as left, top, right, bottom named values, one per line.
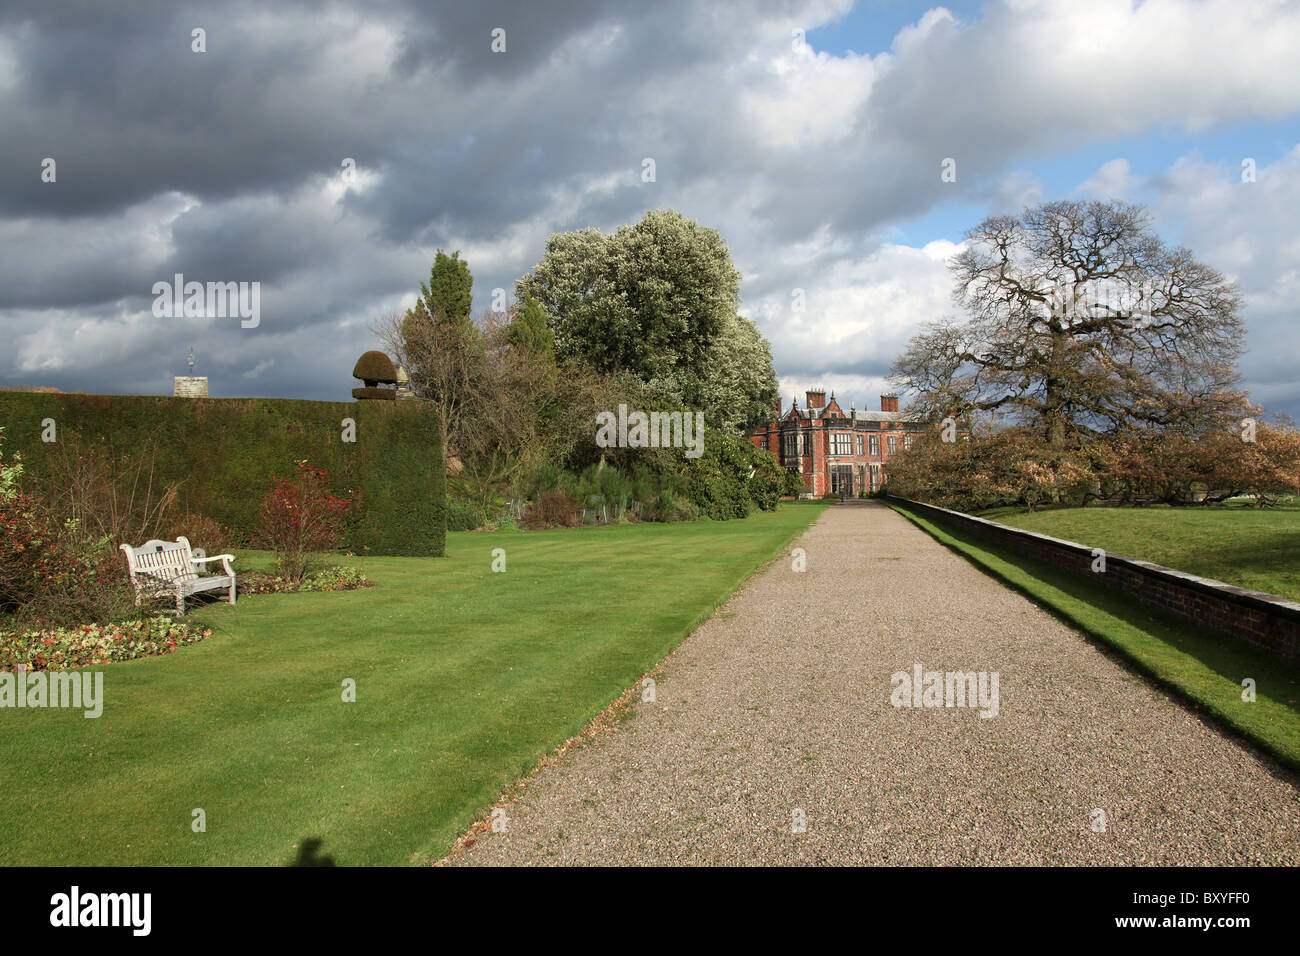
left=0, top=491, right=136, bottom=627
left=0, top=429, right=159, bottom=627
left=255, top=461, right=352, bottom=582
left=0, top=490, right=59, bottom=611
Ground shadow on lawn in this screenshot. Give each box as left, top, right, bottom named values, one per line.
left=1162, top=533, right=1300, bottom=599
left=289, top=837, right=337, bottom=867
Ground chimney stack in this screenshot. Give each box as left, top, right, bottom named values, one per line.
left=881, top=393, right=899, bottom=413
left=806, top=388, right=826, bottom=410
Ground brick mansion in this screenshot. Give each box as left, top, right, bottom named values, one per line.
left=750, top=388, right=927, bottom=497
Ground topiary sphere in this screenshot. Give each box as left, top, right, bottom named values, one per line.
left=352, top=350, right=398, bottom=386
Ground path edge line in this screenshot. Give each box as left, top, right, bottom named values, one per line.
left=427, top=501, right=832, bottom=866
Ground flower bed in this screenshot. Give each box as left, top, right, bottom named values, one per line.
left=0, top=617, right=211, bottom=673
left=239, top=566, right=373, bottom=595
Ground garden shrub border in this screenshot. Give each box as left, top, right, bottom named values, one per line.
left=0, top=617, right=211, bottom=672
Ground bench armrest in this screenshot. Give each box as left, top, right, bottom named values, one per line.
left=192, top=554, right=236, bottom=576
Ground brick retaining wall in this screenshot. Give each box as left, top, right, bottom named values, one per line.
left=887, top=496, right=1300, bottom=665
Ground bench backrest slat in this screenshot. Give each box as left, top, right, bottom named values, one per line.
left=121, top=537, right=198, bottom=584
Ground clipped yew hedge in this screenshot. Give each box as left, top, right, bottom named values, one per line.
left=352, top=398, right=445, bottom=556
left=0, top=392, right=444, bottom=557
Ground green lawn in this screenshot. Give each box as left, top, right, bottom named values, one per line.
left=979, top=503, right=1300, bottom=602
left=892, top=504, right=1300, bottom=772
left=0, top=503, right=826, bottom=866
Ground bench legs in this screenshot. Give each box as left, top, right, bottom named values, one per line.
left=149, top=582, right=236, bottom=616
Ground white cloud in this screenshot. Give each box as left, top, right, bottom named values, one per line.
left=1074, top=158, right=1140, bottom=200
left=1148, top=144, right=1300, bottom=409
left=989, top=169, right=1046, bottom=212
left=740, top=45, right=877, bottom=149
left=757, top=239, right=961, bottom=396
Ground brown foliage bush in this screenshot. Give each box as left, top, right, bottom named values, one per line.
left=523, top=491, right=580, bottom=529
left=886, top=417, right=1300, bottom=511
left=163, top=512, right=242, bottom=555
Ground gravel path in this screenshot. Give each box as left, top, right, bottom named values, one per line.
left=454, top=501, right=1300, bottom=865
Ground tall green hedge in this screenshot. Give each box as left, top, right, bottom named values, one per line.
left=352, top=399, right=445, bottom=556
left=0, top=392, right=444, bottom=557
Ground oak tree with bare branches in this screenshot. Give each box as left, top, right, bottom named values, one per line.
left=892, top=200, right=1246, bottom=449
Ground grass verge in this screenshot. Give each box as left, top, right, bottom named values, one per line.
left=891, top=504, right=1300, bottom=773
left=979, top=503, right=1300, bottom=602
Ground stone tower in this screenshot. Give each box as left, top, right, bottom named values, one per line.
left=174, top=348, right=209, bottom=398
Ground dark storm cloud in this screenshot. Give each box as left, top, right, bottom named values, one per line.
left=0, top=0, right=635, bottom=221
left=388, top=0, right=616, bottom=81
left=2, top=3, right=346, bottom=216
left=0, top=0, right=746, bottom=226
left=1, top=0, right=1298, bottom=418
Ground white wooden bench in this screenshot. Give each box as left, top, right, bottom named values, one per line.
left=119, top=536, right=236, bottom=616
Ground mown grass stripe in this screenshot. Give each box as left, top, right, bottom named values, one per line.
left=0, top=503, right=827, bottom=866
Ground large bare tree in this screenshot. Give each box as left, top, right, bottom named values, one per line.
left=375, top=300, right=571, bottom=507
left=373, top=304, right=482, bottom=457
left=449, top=308, right=556, bottom=508
left=892, top=200, right=1246, bottom=448
left=372, top=250, right=482, bottom=455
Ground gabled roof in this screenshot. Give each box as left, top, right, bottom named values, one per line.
left=851, top=410, right=922, bottom=423
left=778, top=402, right=925, bottom=425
